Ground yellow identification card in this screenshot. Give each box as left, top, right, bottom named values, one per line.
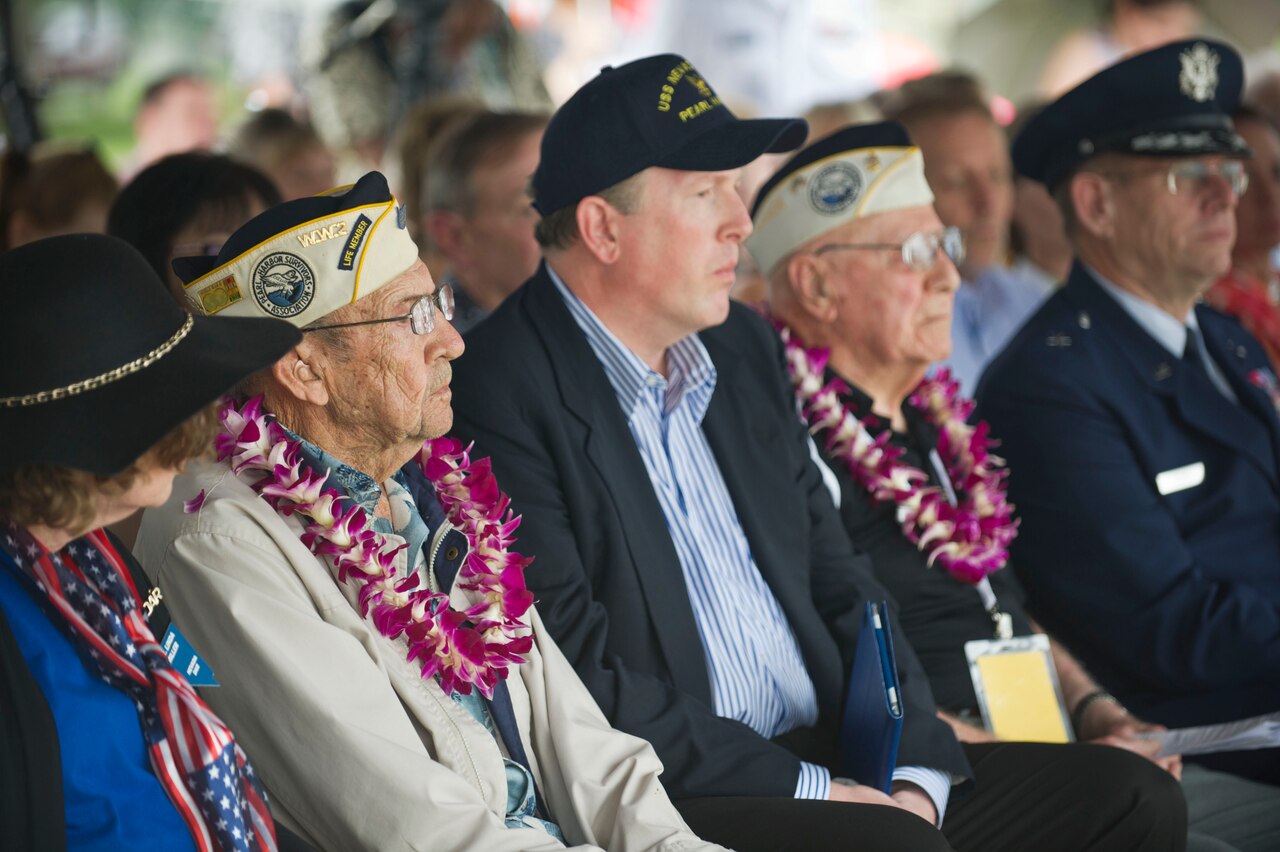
left=964, top=634, right=1073, bottom=743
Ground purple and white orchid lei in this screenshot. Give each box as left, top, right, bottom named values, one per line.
left=774, top=321, right=1019, bottom=584
left=206, top=396, right=534, bottom=698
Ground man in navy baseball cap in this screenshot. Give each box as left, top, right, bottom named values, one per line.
left=531, top=53, right=807, bottom=215
left=452, top=55, right=988, bottom=852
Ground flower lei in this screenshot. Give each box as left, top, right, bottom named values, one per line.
left=205, top=396, right=534, bottom=698
left=772, top=319, right=1018, bottom=584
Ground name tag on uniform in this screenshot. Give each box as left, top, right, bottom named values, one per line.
left=161, top=625, right=219, bottom=687
left=1155, top=462, right=1205, bottom=496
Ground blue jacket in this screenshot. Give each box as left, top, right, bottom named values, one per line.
left=976, top=263, right=1280, bottom=731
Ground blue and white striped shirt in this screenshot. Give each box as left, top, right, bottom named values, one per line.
left=550, top=269, right=950, bottom=816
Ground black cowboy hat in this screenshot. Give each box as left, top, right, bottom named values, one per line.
left=0, top=234, right=301, bottom=476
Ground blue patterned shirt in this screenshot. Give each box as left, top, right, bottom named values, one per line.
left=286, top=429, right=564, bottom=841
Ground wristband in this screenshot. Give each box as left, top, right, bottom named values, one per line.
left=1071, top=689, right=1118, bottom=735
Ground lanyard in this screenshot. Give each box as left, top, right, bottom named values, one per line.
left=928, top=448, right=1013, bottom=640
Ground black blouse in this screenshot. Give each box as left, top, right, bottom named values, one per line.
left=819, top=378, right=1033, bottom=712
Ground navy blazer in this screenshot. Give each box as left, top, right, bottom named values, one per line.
left=449, top=264, right=969, bottom=800
left=976, top=263, right=1280, bottom=730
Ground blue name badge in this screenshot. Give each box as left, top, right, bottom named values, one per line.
left=161, top=625, right=219, bottom=687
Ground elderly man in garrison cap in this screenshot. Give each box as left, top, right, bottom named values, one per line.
left=450, top=54, right=1181, bottom=852
left=976, top=40, right=1280, bottom=789
left=755, top=119, right=1280, bottom=851
left=134, top=172, right=730, bottom=852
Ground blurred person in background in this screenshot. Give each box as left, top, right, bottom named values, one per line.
left=0, top=234, right=302, bottom=851
left=108, top=153, right=281, bottom=304
left=1205, top=108, right=1280, bottom=369
left=1008, top=103, right=1074, bottom=291
left=396, top=96, right=486, bottom=268
left=300, top=1, right=400, bottom=181
left=106, top=154, right=281, bottom=550
left=1038, top=0, right=1200, bottom=97
left=0, top=144, right=118, bottom=251
left=419, top=110, right=547, bottom=333
left=228, top=108, right=337, bottom=201
left=1009, top=176, right=1072, bottom=290
left=121, top=72, right=220, bottom=181
left=302, top=0, right=550, bottom=183
left=396, top=0, right=552, bottom=112
left=888, top=72, right=1053, bottom=395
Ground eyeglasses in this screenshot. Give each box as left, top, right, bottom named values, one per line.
left=1095, top=160, right=1249, bottom=198
left=809, top=226, right=965, bottom=272
left=303, top=285, right=455, bottom=336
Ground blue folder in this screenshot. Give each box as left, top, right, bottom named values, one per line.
left=838, top=600, right=904, bottom=792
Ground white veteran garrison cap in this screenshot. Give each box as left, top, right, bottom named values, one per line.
left=173, top=171, right=419, bottom=325
left=747, top=122, right=934, bottom=275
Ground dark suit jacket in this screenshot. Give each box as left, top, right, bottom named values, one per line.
left=977, top=263, right=1280, bottom=729
left=450, top=264, right=969, bottom=800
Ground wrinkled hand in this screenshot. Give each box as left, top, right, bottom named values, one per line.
left=1088, top=713, right=1182, bottom=780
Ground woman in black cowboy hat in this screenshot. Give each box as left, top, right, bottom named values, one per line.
left=0, top=234, right=301, bottom=851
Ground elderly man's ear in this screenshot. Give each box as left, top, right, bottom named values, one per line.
left=785, top=252, right=840, bottom=323
left=270, top=344, right=331, bottom=406
left=1070, top=173, right=1118, bottom=240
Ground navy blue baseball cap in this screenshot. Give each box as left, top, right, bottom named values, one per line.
left=1014, top=39, right=1250, bottom=190
left=531, top=54, right=808, bottom=215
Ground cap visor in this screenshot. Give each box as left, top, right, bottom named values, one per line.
left=658, top=117, right=809, bottom=172
left=1127, top=127, right=1252, bottom=159
left=2, top=315, right=300, bottom=476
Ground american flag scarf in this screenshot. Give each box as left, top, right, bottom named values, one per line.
left=0, top=523, right=276, bottom=852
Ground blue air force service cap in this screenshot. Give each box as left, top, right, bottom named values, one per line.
left=531, top=53, right=808, bottom=215
left=1014, top=39, right=1250, bottom=190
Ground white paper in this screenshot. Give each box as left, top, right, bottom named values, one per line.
left=1135, top=711, right=1280, bottom=758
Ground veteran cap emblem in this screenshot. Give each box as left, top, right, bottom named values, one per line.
left=1179, top=42, right=1219, bottom=103
left=809, top=163, right=862, bottom=215
left=252, top=251, right=315, bottom=319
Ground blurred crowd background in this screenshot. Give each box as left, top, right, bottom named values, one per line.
left=0, top=0, right=1277, bottom=311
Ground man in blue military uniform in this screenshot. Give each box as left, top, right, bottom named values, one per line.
left=977, top=39, right=1280, bottom=786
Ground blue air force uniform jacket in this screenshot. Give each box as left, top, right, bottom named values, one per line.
left=975, top=263, right=1280, bottom=735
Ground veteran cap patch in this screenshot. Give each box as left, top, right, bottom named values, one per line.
left=747, top=122, right=934, bottom=275
left=174, top=171, right=418, bottom=327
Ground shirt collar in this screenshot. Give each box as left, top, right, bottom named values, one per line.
left=283, top=425, right=384, bottom=516
left=547, top=263, right=717, bottom=422
left=1088, top=263, right=1200, bottom=358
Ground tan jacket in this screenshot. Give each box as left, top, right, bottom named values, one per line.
left=136, top=459, right=728, bottom=852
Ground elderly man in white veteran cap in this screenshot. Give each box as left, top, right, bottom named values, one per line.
left=134, top=171, right=731, bottom=852
left=747, top=119, right=1208, bottom=849
left=753, top=119, right=1280, bottom=852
